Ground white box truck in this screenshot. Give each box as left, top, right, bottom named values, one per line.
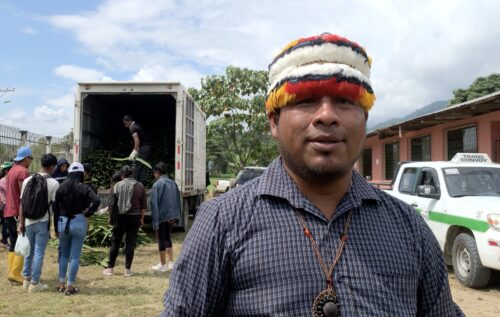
left=73, top=82, right=206, bottom=230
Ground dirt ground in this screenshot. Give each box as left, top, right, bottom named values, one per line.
left=449, top=270, right=500, bottom=316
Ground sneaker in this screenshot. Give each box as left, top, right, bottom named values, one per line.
left=167, top=262, right=175, bottom=270
left=123, top=269, right=133, bottom=277
left=23, top=279, right=31, bottom=289
left=102, top=268, right=114, bottom=276
left=29, top=283, right=48, bottom=293
left=152, top=263, right=168, bottom=272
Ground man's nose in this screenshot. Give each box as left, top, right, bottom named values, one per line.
left=313, top=96, right=340, bottom=126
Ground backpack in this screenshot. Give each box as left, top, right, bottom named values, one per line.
left=21, top=174, right=50, bottom=220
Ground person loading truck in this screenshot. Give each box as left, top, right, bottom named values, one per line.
left=123, top=115, right=151, bottom=183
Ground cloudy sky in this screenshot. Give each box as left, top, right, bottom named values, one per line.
left=1, top=0, right=499, bottom=137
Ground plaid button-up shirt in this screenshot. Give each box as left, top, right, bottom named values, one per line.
left=162, top=158, right=464, bottom=316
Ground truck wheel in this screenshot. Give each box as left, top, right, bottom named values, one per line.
left=452, top=233, right=490, bottom=288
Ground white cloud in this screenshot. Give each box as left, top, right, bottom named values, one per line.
left=54, top=64, right=114, bottom=82
left=21, top=26, right=37, bottom=35
left=131, top=64, right=203, bottom=88
left=46, top=0, right=500, bottom=126
left=45, top=93, right=74, bottom=109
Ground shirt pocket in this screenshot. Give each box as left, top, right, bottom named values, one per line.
left=342, top=269, right=418, bottom=316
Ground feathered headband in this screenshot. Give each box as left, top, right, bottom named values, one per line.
left=265, top=33, right=375, bottom=113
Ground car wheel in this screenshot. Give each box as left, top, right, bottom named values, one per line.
left=452, top=233, right=490, bottom=288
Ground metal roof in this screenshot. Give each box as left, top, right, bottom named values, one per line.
left=368, top=91, right=500, bottom=139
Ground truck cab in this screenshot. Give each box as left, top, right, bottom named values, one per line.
left=385, top=153, right=500, bottom=288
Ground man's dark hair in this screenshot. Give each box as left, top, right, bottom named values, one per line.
left=111, top=170, right=122, bottom=183
left=120, top=165, right=134, bottom=178
left=153, top=162, right=167, bottom=175
left=273, top=109, right=281, bottom=125
left=82, top=163, right=92, bottom=174
left=41, top=153, right=57, bottom=168
left=123, top=115, right=133, bottom=122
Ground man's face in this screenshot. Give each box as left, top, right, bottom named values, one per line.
left=23, top=156, right=33, bottom=168
left=60, top=164, right=68, bottom=173
left=123, top=120, right=132, bottom=129
left=268, top=96, right=367, bottom=183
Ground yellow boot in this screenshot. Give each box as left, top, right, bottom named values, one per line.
left=8, top=253, right=24, bottom=284
left=7, top=252, right=14, bottom=278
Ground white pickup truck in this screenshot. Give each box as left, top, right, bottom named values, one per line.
left=213, top=179, right=233, bottom=195
left=385, top=153, right=500, bottom=288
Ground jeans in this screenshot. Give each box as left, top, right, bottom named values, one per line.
left=107, top=215, right=141, bottom=269
left=22, top=221, right=50, bottom=283
left=58, top=214, right=87, bottom=285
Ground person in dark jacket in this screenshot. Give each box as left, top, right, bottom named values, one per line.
left=52, top=158, right=69, bottom=184
left=150, top=162, right=181, bottom=272
left=103, top=165, right=147, bottom=277
left=54, top=162, right=100, bottom=295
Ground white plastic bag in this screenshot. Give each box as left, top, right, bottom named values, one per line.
left=14, top=234, right=30, bottom=257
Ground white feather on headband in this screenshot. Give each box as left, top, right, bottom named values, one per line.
left=269, top=43, right=371, bottom=86
left=267, top=62, right=372, bottom=96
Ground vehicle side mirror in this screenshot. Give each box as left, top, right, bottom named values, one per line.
left=417, top=185, right=440, bottom=199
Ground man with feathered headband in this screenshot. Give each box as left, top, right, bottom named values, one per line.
left=162, top=33, right=463, bottom=316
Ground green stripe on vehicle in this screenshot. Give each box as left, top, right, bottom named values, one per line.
left=428, top=211, right=489, bottom=232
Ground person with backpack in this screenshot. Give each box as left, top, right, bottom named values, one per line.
left=5, top=146, right=32, bottom=285
left=102, top=165, right=146, bottom=277
left=18, top=154, right=59, bottom=292
left=54, top=162, right=100, bottom=295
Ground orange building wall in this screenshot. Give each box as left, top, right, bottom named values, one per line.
left=362, top=110, right=500, bottom=182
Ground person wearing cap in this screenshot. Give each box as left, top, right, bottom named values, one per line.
left=162, top=34, right=463, bottom=316
left=4, top=146, right=33, bottom=285
left=0, top=162, right=13, bottom=249
left=53, top=162, right=100, bottom=295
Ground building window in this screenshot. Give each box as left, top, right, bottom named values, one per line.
left=447, top=126, right=477, bottom=160
left=362, top=148, right=372, bottom=180
left=411, top=135, right=431, bottom=161
left=385, top=142, right=399, bottom=180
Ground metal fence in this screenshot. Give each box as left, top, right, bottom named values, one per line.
left=0, top=123, right=72, bottom=173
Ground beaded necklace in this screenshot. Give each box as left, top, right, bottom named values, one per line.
left=294, top=209, right=353, bottom=317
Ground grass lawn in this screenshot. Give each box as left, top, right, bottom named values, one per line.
left=0, top=227, right=188, bottom=317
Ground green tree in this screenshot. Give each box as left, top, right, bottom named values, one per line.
left=189, top=66, right=278, bottom=174
left=449, top=73, right=500, bottom=105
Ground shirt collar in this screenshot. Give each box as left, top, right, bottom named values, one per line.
left=255, top=157, right=381, bottom=211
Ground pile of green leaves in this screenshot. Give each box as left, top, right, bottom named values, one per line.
left=83, top=148, right=126, bottom=189
left=86, top=213, right=152, bottom=248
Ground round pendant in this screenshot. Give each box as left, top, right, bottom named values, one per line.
left=312, top=289, right=339, bottom=317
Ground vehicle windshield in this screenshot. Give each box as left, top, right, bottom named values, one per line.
left=443, top=166, right=500, bottom=197
left=235, top=168, right=265, bottom=186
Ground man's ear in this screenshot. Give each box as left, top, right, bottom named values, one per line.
left=268, top=111, right=279, bottom=139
